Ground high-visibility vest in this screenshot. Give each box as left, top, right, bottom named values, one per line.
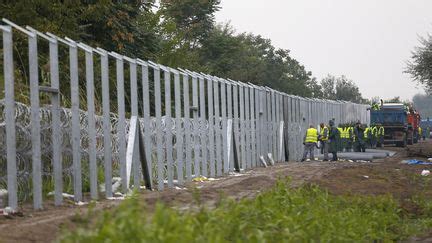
left=321, top=126, right=329, bottom=141
left=364, top=127, right=370, bottom=138
left=305, top=128, right=318, bottom=143
left=371, top=127, right=377, bottom=137
left=419, top=127, right=422, bottom=135
left=378, top=127, right=385, bottom=136
left=348, top=127, right=354, bottom=139
left=337, top=127, right=343, bottom=138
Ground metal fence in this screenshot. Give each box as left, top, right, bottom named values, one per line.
left=0, top=19, right=370, bottom=210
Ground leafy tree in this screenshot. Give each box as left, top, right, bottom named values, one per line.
left=406, top=33, right=432, bottom=93
left=320, top=75, right=365, bottom=103
left=413, top=93, right=432, bottom=118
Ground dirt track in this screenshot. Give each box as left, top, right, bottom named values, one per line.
left=1, top=140, right=431, bottom=243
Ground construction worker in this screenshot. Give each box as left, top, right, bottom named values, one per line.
left=364, top=125, right=373, bottom=149
left=301, top=125, right=318, bottom=162
left=378, top=124, right=385, bottom=147
left=371, top=124, right=378, bottom=149
left=371, top=102, right=380, bottom=111
left=346, top=125, right=354, bottom=152
left=328, top=120, right=339, bottom=161
left=337, top=125, right=344, bottom=152
left=418, top=127, right=422, bottom=142
left=319, top=123, right=329, bottom=161
left=354, top=122, right=366, bottom=152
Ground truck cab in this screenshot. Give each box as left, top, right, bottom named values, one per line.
left=370, top=103, right=408, bottom=147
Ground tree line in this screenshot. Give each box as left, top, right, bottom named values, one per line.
left=0, top=0, right=366, bottom=103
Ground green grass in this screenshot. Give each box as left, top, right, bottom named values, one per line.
left=59, top=179, right=432, bottom=242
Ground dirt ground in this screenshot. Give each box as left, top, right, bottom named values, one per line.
left=1, top=140, right=432, bottom=243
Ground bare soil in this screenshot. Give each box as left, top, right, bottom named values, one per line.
left=1, top=140, right=432, bottom=243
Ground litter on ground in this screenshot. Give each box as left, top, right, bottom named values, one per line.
left=402, top=159, right=432, bottom=165
left=421, top=170, right=431, bottom=176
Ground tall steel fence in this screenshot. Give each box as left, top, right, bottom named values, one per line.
left=0, top=20, right=370, bottom=210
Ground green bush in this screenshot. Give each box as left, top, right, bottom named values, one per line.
left=60, top=180, right=432, bottom=242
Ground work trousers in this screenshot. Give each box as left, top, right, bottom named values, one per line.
left=302, top=142, right=316, bottom=161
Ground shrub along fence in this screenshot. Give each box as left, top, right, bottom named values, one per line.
left=0, top=19, right=370, bottom=210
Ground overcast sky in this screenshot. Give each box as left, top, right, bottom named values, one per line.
left=215, top=0, right=432, bottom=100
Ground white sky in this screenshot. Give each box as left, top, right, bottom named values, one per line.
left=215, top=0, right=432, bottom=100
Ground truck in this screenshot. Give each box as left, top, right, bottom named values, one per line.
left=370, top=103, right=408, bottom=147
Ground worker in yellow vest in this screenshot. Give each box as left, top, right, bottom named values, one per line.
left=378, top=124, right=385, bottom=147
left=319, top=123, right=329, bottom=161
left=301, top=125, right=318, bottom=162
left=364, top=126, right=372, bottom=148
left=418, top=127, right=422, bottom=142
left=346, top=126, right=354, bottom=152
left=371, top=125, right=378, bottom=149
left=337, top=126, right=344, bottom=152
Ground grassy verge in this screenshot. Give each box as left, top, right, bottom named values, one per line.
left=60, top=179, right=432, bottom=242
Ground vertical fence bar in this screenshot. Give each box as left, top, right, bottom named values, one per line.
left=174, top=71, right=183, bottom=184
left=249, top=85, right=256, bottom=168
left=226, top=82, right=233, bottom=171
left=140, top=62, right=152, bottom=185
left=199, top=75, right=208, bottom=177
left=28, top=32, right=42, bottom=209
left=99, top=50, right=112, bottom=198
left=129, top=60, right=140, bottom=190
left=206, top=76, right=216, bottom=177
left=244, top=84, right=251, bottom=169
left=213, top=79, right=222, bottom=176
left=271, top=90, right=277, bottom=160
left=164, top=69, right=174, bottom=187
left=192, top=74, right=200, bottom=177
left=2, top=26, right=17, bottom=210
left=83, top=48, right=98, bottom=200
left=220, top=80, right=228, bottom=173
left=49, top=38, right=62, bottom=205
left=232, top=83, right=240, bottom=171
left=69, top=41, right=82, bottom=202
left=238, top=84, right=246, bottom=169
left=154, top=66, right=164, bottom=190
left=114, top=56, right=127, bottom=193
left=254, top=86, right=261, bottom=166
left=183, top=73, right=192, bottom=181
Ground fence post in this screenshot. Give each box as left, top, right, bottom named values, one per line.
left=220, top=79, right=228, bottom=173
left=182, top=72, right=192, bottom=181
left=191, top=73, right=200, bottom=177
left=163, top=67, right=174, bottom=187
left=48, top=36, right=63, bottom=205
left=213, top=78, right=222, bottom=176
left=206, top=75, right=216, bottom=177
left=80, top=44, right=98, bottom=200
left=173, top=70, right=183, bottom=184
left=97, top=48, right=112, bottom=198
left=1, top=25, right=18, bottom=210
left=199, top=75, right=208, bottom=177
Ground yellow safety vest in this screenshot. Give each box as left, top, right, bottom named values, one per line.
left=419, top=127, right=422, bottom=134
left=348, top=127, right=354, bottom=139
left=364, top=127, right=370, bottom=138
left=305, top=128, right=318, bottom=143
left=378, top=127, right=385, bottom=136
left=371, top=126, right=378, bottom=137
left=321, top=126, right=329, bottom=141
left=337, top=127, right=343, bottom=138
